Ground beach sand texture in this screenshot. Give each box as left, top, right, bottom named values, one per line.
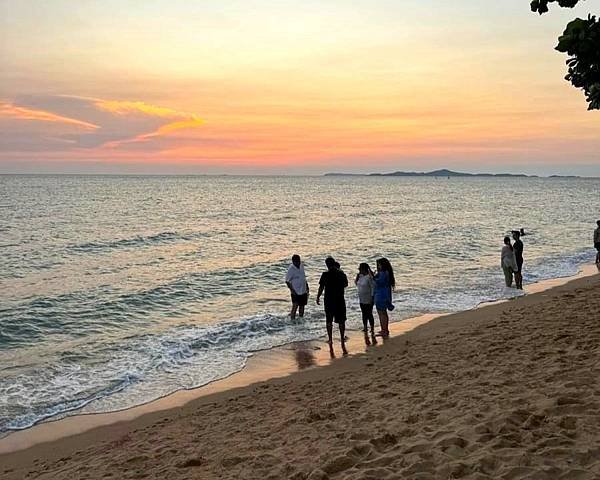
left=2, top=274, right=599, bottom=480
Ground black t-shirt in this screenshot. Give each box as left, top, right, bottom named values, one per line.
left=319, top=269, right=348, bottom=306
left=513, top=239, right=524, bottom=262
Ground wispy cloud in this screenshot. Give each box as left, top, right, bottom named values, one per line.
left=0, top=101, right=98, bottom=130
left=0, top=95, right=203, bottom=153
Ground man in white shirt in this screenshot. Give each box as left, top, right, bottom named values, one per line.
left=285, top=254, right=309, bottom=320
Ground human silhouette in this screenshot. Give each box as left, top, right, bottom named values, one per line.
left=501, top=236, right=518, bottom=287
left=374, top=257, right=395, bottom=337
left=316, top=257, right=348, bottom=354
left=285, top=254, right=309, bottom=320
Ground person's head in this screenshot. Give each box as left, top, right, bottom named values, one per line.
left=358, top=262, right=371, bottom=275
left=512, top=230, right=520, bottom=241
left=597, top=220, right=600, bottom=228
left=376, top=257, right=395, bottom=289
left=291, top=254, right=301, bottom=268
left=504, top=236, right=511, bottom=246
left=519, top=228, right=525, bottom=235
left=325, top=256, right=336, bottom=270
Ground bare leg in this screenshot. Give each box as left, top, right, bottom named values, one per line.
left=515, top=271, right=523, bottom=290
left=326, top=321, right=333, bottom=345
left=298, top=305, right=305, bottom=317
left=377, top=309, right=389, bottom=336
left=290, top=303, right=298, bottom=320
left=339, top=322, right=348, bottom=355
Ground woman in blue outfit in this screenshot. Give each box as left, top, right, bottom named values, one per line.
left=374, top=257, right=395, bottom=337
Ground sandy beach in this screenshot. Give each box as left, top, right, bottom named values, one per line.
left=2, top=272, right=599, bottom=480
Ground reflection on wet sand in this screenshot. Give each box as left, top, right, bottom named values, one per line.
left=294, top=346, right=317, bottom=369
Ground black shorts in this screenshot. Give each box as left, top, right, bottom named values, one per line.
left=291, top=292, right=308, bottom=306
left=595, top=242, right=600, bottom=252
left=324, top=304, right=346, bottom=324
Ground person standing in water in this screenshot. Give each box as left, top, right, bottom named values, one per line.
left=501, top=236, right=518, bottom=288
left=374, top=257, right=395, bottom=337
left=285, top=254, right=309, bottom=320
left=594, top=220, right=600, bottom=268
left=316, top=257, right=348, bottom=354
left=512, top=230, right=524, bottom=290
left=355, top=263, right=375, bottom=334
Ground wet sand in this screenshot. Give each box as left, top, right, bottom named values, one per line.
left=2, top=270, right=599, bottom=479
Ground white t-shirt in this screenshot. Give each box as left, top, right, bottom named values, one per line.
left=286, top=264, right=307, bottom=295
left=356, top=274, right=375, bottom=304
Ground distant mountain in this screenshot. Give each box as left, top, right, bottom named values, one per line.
left=324, top=169, right=579, bottom=178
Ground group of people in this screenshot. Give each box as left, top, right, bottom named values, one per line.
left=284, top=221, right=599, bottom=352
left=500, top=229, right=525, bottom=289
left=285, top=255, right=395, bottom=353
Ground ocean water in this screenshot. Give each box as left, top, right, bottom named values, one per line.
left=0, top=174, right=598, bottom=434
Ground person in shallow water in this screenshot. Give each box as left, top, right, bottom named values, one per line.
left=374, top=257, right=395, bottom=337
left=285, top=254, right=309, bottom=320
left=316, top=256, right=348, bottom=354
left=355, top=263, right=375, bottom=334
left=594, top=220, right=600, bottom=268
left=512, top=230, right=524, bottom=290
left=501, top=236, right=518, bottom=288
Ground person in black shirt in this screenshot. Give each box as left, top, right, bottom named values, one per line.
left=595, top=220, right=600, bottom=268
left=316, top=256, right=348, bottom=354
left=512, top=230, right=524, bottom=289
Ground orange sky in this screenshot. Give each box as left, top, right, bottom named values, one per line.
left=1, top=0, right=598, bottom=175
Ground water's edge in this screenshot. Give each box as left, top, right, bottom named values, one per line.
left=1, top=263, right=597, bottom=455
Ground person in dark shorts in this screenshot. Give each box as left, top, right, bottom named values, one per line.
left=594, top=220, right=600, bottom=267
left=512, top=230, right=524, bottom=290
left=316, top=257, right=348, bottom=354
left=285, top=254, right=309, bottom=320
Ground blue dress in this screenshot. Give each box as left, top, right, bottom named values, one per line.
left=374, top=271, right=394, bottom=311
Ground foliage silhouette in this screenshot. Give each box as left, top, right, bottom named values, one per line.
left=531, top=0, right=599, bottom=110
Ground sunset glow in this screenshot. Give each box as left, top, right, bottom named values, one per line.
left=1, top=0, right=598, bottom=175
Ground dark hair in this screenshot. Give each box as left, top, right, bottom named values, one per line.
left=597, top=220, right=600, bottom=227
left=376, top=257, right=395, bottom=289
left=292, top=254, right=300, bottom=263
left=325, top=256, right=336, bottom=269
left=504, top=236, right=513, bottom=250
left=356, top=262, right=372, bottom=283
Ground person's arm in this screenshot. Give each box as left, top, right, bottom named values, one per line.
left=285, top=268, right=295, bottom=293
left=316, top=284, right=324, bottom=304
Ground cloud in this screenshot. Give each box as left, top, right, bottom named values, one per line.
left=0, top=101, right=99, bottom=130
left=0, top=95, right=203, bottom=153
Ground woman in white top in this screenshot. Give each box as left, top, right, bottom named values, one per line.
left=501, top=236, right=518, bottom=288
left=355, top=263, right=375, bottom=334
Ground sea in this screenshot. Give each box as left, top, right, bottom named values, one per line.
left=1, top=174, right=598, bottom=435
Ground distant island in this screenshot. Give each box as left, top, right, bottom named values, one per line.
left=324, top=169, right=581, bottom=178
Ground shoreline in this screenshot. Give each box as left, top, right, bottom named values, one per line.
left=1, top=264, right=598, bottom=455
left=0, top=264, right=597, bottom=465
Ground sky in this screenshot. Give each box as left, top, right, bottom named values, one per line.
left=1, top=0, right=599, bottom=175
